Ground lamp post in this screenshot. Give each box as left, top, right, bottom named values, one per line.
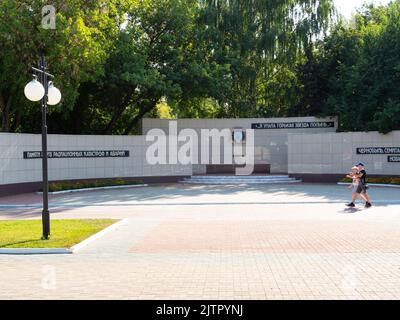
left=24, top=54, right=61, bottom=239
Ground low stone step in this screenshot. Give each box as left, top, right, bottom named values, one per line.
left=181, top=179, right=302, bottom=185
left=188, top=175, right=290, bottom=180
left=183, top=176, right=296, bottom=181
left=183, top=179, right=296, bottom=183
left=185, top=176, right=295, bottom=180
left=180, top=175, right=302, bottom=185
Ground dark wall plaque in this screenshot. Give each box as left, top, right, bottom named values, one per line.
left=388, top=156, right=400, bottom=162
left=356, top=147, right=400, bottom=155
left=251, top=121, right=335, bottom=130
left=23, top=150, right=130, bottom=159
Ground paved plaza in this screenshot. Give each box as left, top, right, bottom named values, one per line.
left=1, top=183, right=400, bottom=299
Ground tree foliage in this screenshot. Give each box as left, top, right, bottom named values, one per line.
left=197, top=0, right=334, bottom=117
left=0, top=0, right=124, bottom=132
left=76, top=0, right=229, bottom=135
left=1, top=0, right=400, bottom=134
left=297, top=1, right=400, bottom=133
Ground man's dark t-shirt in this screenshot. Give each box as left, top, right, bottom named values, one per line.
left=355, top=170, right=367, bottom=194
left=359, top=170, right=367, bottom=186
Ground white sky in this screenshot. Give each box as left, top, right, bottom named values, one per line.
left=335, top=0, right=392, bottom=19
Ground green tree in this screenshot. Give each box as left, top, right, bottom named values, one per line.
left=0, top=0, right=124, bottom=132
left=70, top=0, right=230, bottom=135
left=196, top=0, right=334, bottom=117
left=297, top=1, right=400, bottom=133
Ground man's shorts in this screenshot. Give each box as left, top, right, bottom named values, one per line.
left=356, top=185, right=368, bottom=194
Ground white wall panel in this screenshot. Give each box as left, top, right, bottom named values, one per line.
left=288, top=131, right=400, bottom=175
left=0, top=133, right=192, bottom=185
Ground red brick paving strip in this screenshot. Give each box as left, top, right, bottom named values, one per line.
left=130, top=220, right=400, bottom=253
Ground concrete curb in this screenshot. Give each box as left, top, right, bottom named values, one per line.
left=0, top=219, right=128, bottom=255
left=36, top=184, right=148, bottom=195
left=71, top=218, right=128, bottom=253
left=0, top=248, right=72, bottom=255
left=337, top=182, right=400, bottom=188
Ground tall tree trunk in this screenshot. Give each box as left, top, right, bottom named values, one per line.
left=0, top=93, right=4, bottom=131
left=0, top=93, right=12, bottom=132
left=10, top=111, right=21, bottom=132
left=123, top=99, right=158, bottom=135
left=103, top=105, right=126, bottom=135
left=103, top=92, right=138, bottom=135
left=70, top=89, right=89, bottom=134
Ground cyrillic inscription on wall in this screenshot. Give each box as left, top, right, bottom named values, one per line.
left=388, top=156, right=400, bottom=163
left=23, top=150, right=130, bottom=159
left=356, top=147, right=400, bottom=155
left=251, top=121, right=335, bottom=130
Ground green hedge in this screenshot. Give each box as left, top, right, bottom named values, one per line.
left=339, top=177, right=400, bottom=185
left=39, top=179, right=144, bottom=192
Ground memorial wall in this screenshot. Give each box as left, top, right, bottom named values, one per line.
left=142, top=117, right=338, bottom=174
left=2, top=116, right=399, bottom=196
left=0, top=133, right=192, bottom=195
left=288, top=131, right=400, bottom=182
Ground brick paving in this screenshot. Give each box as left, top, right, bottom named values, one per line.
left=1, top=184, right=400, bottom=299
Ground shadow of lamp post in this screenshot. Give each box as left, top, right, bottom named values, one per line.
left=24, top=54, right=61, bottom=239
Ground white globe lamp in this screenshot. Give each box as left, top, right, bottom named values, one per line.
left=24, top=78, right=45, bottom=102
left=47, top=82, right=62, bottom=105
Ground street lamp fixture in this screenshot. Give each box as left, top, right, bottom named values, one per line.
left=47, top=81, right=62, bottom=105
left=24, top=54, right=61, bottom=240
left=24, top=76, right=45, bottom=102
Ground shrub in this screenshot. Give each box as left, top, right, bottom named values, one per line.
left=339, top=177, right=400, bottom=185
left=39, top=179, right=144, bottom=192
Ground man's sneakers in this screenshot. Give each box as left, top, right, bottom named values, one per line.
left=346, top=202, right=372, bottom=208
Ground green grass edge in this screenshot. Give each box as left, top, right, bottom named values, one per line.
left=0, top=219, right=117, bottom=249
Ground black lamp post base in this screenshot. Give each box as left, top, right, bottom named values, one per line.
left=42, top=210, right=50, bottom=240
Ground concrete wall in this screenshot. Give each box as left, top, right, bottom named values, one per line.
left=142, top=117, right=338, bottom=174
left=288, top=131, right=400, bottom=179
left=0, top=133, right=191, bottom=187
left=3, top=121, right=397, bottom=190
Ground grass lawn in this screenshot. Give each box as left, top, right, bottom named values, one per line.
left=0, top=219, right=117, bottom=249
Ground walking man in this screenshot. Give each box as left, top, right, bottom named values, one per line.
left=346, top=162, right=372, bottom=208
